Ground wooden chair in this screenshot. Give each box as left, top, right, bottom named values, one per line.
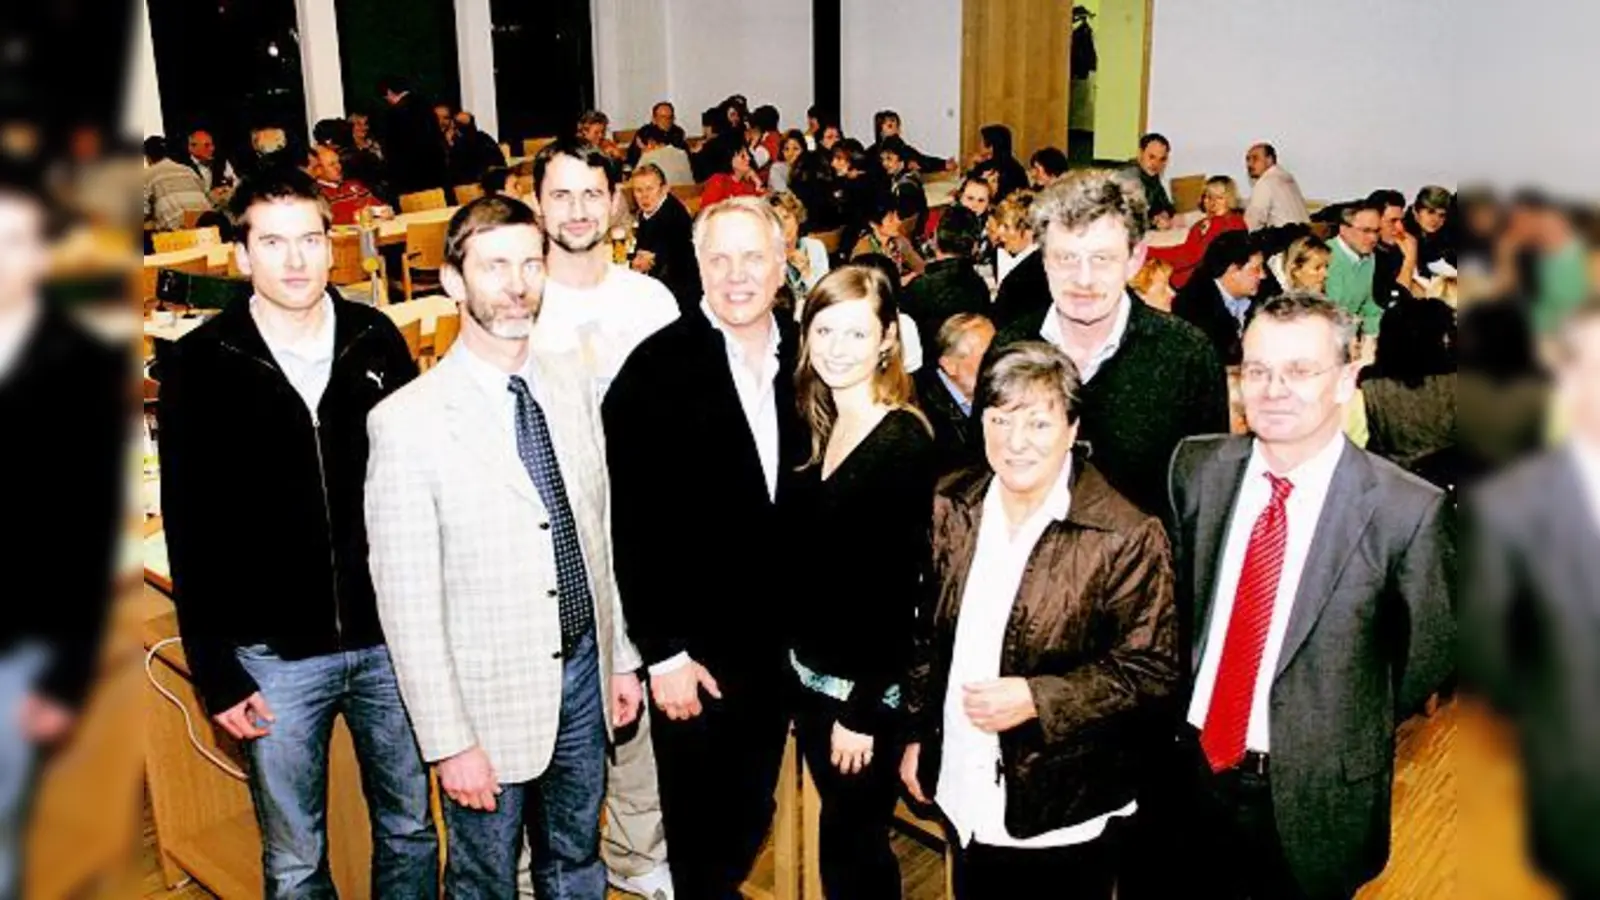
left=398, top=188, right=448, bottom=214
left=329, top=231, right=366, bottom=286
left=1170, top=174, right=1208, bottom=215
left=613, top=128, right=638, bottom=147
left=670, top=183, right=704, bottom=217
left=398, top=319, right=424, bottom=360
left=522, top=136, right=557, bottom=159
left=400, top=220, right=449, bottom=302
left=453, top=184, right=484, bottom=205
left=180, top=209, right=207, bottom=229
left=150, top=227, right=221, bottom=254
left=432, top=312, right=461, bottom=359
left=811, top=227, right=843, bottom=256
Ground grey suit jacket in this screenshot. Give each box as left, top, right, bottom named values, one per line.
left=1169, top=434, right=1455, bottom=899
left=1463, top=446, right=1600, bottom=894
left=365, top=343, right=639, bottom=784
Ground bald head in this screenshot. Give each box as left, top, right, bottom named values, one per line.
left=313, top=146, right=343, bottom=183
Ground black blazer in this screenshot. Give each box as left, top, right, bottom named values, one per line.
left=634, top=194, right=701, bottom=311
left=602, top=310, right=810, bottom=680
left=913, top=366, right=981, bottom=477
left=0, top=305, right=127, bottom=708
left=1464, top=448, right=1600, bottom=895
left=900, top=257, right=990, bottom=363
left=1171, top=277, right=1257, bottom=366
left=990, top=250, right=1049, bottom=330
left=157, top=292, right=418, bottom=712
left=1168, top=435, right=1455, bottom=899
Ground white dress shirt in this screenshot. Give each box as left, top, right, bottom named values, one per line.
left=937, top=461, right=1137, bottom=848
left=1243, top=165, right=1312, bottom=232
left=253, top=293, right=336, bottom=420
left=1187, top=432, right=1348, bottom=751
left=0, top=300, right=41, bottom=383
left=453, top=336, right=543, bottom=451
left=996, top=242, right=1037, bottom=287
left=532, top=264, right=680, bottom=402
left=649, top=300, right=782, bottom=678
left=1038, top=291, right=1132, bottom=383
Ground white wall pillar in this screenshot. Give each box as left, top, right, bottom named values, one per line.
left=455, top=0, right=499, bottom=139
left=295, top=0, right=346, bottom=129
left=122, top=0, right=164, bottom=140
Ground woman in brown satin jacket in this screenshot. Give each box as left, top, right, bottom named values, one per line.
left=900, top=341, right=1179, bottom=900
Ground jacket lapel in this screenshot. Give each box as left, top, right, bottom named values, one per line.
left=436, top=349, right=545, bottom=510
left=1191, top=438, right=1252, bottom=668
left=1272, top=442, right=1380, bottom=680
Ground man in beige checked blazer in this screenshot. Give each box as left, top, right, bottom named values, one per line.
left=365, top=195, right=642, bottom=900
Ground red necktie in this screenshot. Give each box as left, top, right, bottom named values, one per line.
left=1201, top=472, right=1294, bottom=772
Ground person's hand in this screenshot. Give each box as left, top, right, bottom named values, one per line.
left=631, top=250, right=656, bottom=273
left=19, top=694, right=75, bottom=744
left=1397, top=228, right=1419, bottom=260
left=213, top=691, right=275, bottom=740
left=831, top=722, right=875, bottom=774
left=961, top=678, right=1037, bottom=733
left=612, top=671, right=643, bottom=728
left=651, top=661, right=722, bottom=721
left=900, top=270, right=919, bottom=287
left=1152, top=211, right=1175, bottom=231
left=900, top=743, right=929, bottom=803
left=438, top=745, right=501, bottom=811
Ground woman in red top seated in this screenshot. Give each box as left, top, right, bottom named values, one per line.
left=1147, top=175, right=1246, bottom=288
left=701, top=145, right=766, bottom=206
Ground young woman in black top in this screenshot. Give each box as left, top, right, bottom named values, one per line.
left=790, top=264, right=936, bottom=900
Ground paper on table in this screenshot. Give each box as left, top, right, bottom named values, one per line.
left=1428, top=260, right=1458, bottom=278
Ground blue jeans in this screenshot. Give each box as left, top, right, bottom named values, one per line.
left=443, top=629, right=606, bottom=900
left=0, top=644, right=48, bottom=900
left=235, top=643, right=438, bottom=900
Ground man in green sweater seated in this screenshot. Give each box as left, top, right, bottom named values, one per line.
left=1326, top=198, right=1387, bottom=338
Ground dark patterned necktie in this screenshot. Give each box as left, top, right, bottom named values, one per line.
left=508, top=374, right=595, bottom=650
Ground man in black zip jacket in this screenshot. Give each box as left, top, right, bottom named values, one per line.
left=156, top=169, right=437, bottom=898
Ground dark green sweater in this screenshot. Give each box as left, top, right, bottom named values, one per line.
left=989, top=297, right=1230, bottom=517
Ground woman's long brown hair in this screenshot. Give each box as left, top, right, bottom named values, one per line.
left=794, top=264, right=928, bottom=469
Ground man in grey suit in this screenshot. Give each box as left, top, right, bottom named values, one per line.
left=365, top=196, right=643, bottom=899
left=1463, top=297, right=1600, bottom=897
left=1163, top=292, right=1454, bottom=899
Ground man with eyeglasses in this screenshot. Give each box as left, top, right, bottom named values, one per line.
left=1160, top=292, right=1454, bottom=899
left=1325, top=198, right=1388, bottom=339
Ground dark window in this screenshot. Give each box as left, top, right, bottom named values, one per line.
left=336, top=0, right=461, bottom=119
left=488, top=0, right=594, bottom=146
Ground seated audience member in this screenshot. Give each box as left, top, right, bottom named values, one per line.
left=991, top=192, right=1051, bottom=328
left=635, top=125, right=694, bottom=186
left=311, top=145, right=386, bottom=225
left=769, top=191, right=830, bottom=306
left=851, top=193, right=926, bottom=282
left=1269, top=234, right=1332, bottom=296
left=631, top=163, right=700, bottom=310
left=877, top=136, right=928, bottom=232
left=818, top=122, right=845, bottom=154
left=312, top=117, right=353, bottom=154
left=745, top=105, right=782, bottom=176
left=1326, top=198, right=1388, bottom=338
left=1124, top=133, right=1175, bottom=228
left=969, top=124, right=1029, bottom=203
left=1360, top=297, right=1458, bottom=473
left=349, top=111, right=383, bottom=160
left=1029, top=146, right=1070, bottom=189
left=866, top=110, right=949, bottom=175
left=628, top=101, right=687, bottom=165
left=902, top=206, right=991, bottom=363
left=577, top=109, right=627, bottom=162
left=1129, top=258, right=1176, bottom=312
left=915, top=312, right=996, bottom=473
left=1242, top=141, right=1311, bottom=232
left=803, top=105, right=825, bottom=150
left=828, top=143, right=877, bottom=249
left=689, top=109, right=726, bottom=181
left=478, top=166, right=515, bottom=199
left=922, top=175, right=995, bottom=256
left=341, top=112, right=389, bottom=200
left=143, top=136, right=213, bottom=231
left=1172, top=230, right=1267, bottom=365
left=1370, top=188, right=1422, bottom=304
left=768, top=130, right=807, bottom=195
left=902, top=340, right=1178, bottom=900
left=447, top=110, right=505, bottom=188
left=788, top=266, right=937, bottom=900
left=185, top=128, right=237, bottom=201
left=1407, top=185, right=1456, bottom=273
left=1148, top=175, right=1247, bottom=288
left=702, top=145, right=766, bottom=206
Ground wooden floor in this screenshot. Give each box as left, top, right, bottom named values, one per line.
left=137, top=698, right=1558, bottom=900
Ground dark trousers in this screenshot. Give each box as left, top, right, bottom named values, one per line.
left=441, top=630, right=607, bottom=900
left=950, top=826, right=1120, bottom=900
left=793, top=687, right=903, bottom=900
left=650, top=660, right=790, bottom=900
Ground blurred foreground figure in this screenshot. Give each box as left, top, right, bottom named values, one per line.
left=1464, top=296, right=1600, bottom=897
left=0, top=165, right=127, bottom=897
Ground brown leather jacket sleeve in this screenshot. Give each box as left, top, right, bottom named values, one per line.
left=1026, top=516, right=1180, bottom=744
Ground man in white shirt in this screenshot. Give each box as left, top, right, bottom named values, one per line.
left=601, top=198, right=807, bottom=900
left=527, top=138, right=679, bottom=898
left=1242, top=143, right=1311, bottom=232
left=186, top=128, right=237, bottom=200
left=1159, top=292, right=1454, bottom=900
